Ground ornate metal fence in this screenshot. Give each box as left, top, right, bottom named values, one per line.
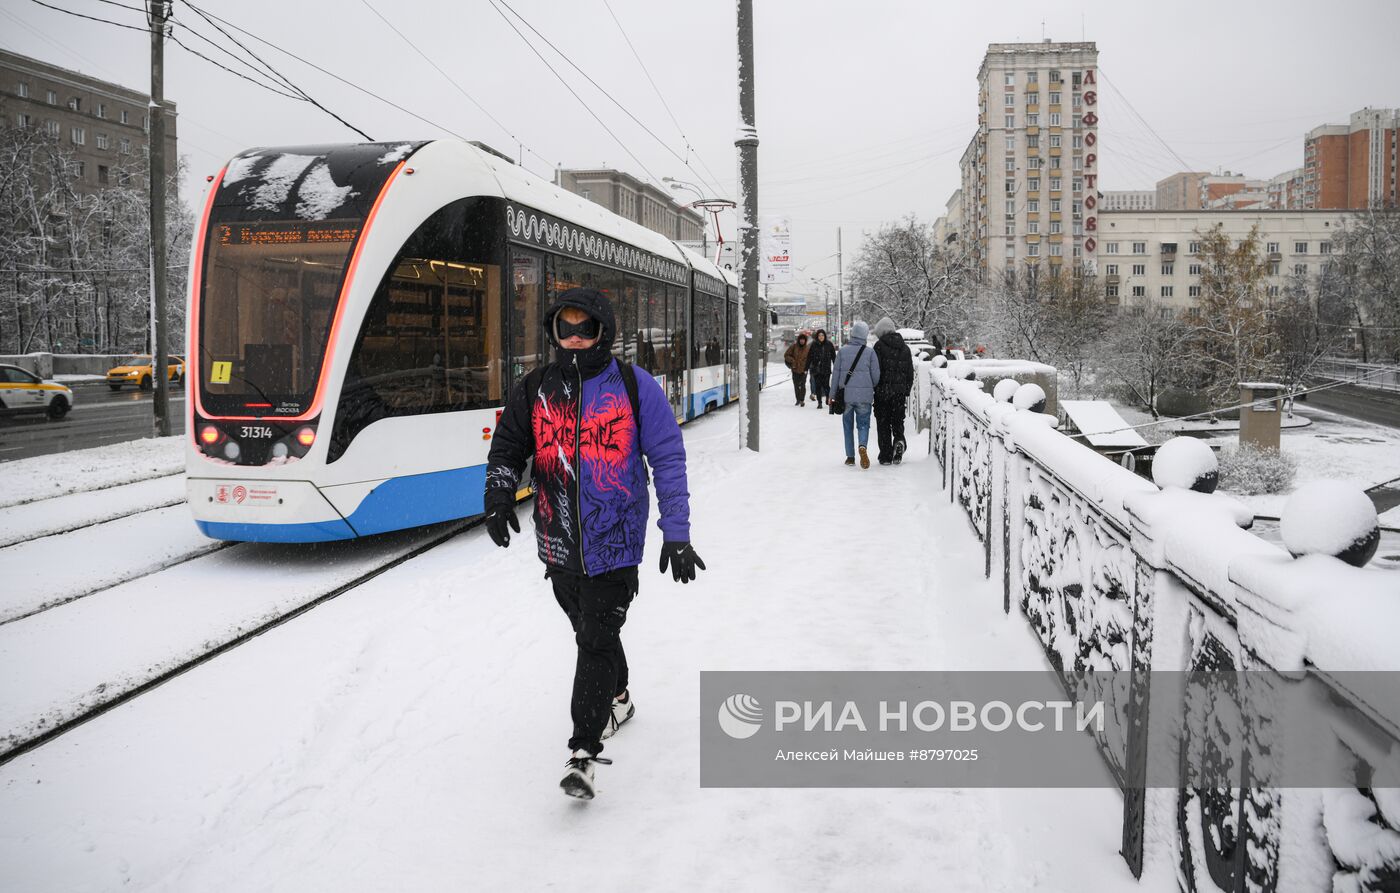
left=921, top=360, right=1400, bottom=892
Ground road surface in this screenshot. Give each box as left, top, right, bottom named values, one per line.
left=0, top=382, right=185, bottom=462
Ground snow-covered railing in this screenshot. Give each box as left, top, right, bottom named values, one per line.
left=922, top=359, right=1400, bottom=891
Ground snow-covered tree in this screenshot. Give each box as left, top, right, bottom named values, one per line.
left=1328, top=210, right=1400, bottom=363
left=1188, top=224, right=1275, bottom=403
left=848, top=216, right=979, bottom=345
left=1103, top=296, right=1191, bottom=417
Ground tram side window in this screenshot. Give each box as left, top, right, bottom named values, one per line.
left=330, top=199, right=500, bottom=461
left=726, top=299, right=738, bottom=366
left=693, top=292, right=724, bottom=367
left=633, top=279, right=665, bottom=374
left=509, top=248, right=547, bottom=384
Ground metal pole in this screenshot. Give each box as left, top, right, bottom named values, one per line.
left=736, top=0, right=760, bottom=452
left=836, top=227, right=844, bottom=340
left=149, top=0, right=171, bottom=437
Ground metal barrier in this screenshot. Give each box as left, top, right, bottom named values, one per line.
left=922, top=359, right=1400, bottom=892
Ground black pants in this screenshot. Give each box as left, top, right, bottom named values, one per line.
left=550, top=565, right=638, bottom=754
left=810, top=370, right=830, bottom=401
left=874, top=396, right=907, bottom=463
left=791, top=369, right=807, bottom=403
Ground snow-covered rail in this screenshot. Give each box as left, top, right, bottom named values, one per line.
left=923, top=359, right=1400, bottom=892
left=0, top=517, right=478, bottom=766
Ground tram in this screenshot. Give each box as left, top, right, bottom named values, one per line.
left=186, top=139, right=749, bottom=542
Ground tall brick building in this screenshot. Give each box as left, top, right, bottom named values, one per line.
left=1303, top=107, right=1398, bottom=210
left=0, top=49, right=178, bottom=198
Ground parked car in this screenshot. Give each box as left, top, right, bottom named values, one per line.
left=0, top=364, right=74, bottom=419
left=106, top=355, right=184, bottom=391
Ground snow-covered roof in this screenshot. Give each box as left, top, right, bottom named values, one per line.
left=1059, top=400, right=1149, bottom=449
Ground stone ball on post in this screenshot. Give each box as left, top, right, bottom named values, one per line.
left=932, top=355, right=948, bottom=369
left=1281, top=481, right=1380, bottom=567
left=1151, top=437, right=1219, bottom=493
left=993, top=379, right=1020, bottom=403
left=1011, top=383, right=1047, bottom=413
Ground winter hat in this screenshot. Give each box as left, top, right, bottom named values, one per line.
left=873, top=317, right=896, bottom=338
left=850, top=320, right=870, bottom=343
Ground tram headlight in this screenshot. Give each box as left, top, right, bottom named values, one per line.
left=270, top=442, right=290, bottom=460
left=198, top=424, right=222, bottom=446
left=222, top=441, right=241, bottom=461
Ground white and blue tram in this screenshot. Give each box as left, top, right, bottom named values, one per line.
left=186, top=139, right=754, bottom=542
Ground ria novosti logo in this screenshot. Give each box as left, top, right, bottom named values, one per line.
left=718, top=694, right=764, bottom=739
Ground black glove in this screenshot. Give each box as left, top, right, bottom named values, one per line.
left=485, top=502, right=520, bottom=548
left=659, top=541, right=706, bottom=584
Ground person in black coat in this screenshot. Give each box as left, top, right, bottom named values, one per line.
left=806, top=328, right=837, bottom=407
left=871, top=317, right=914, bottom=465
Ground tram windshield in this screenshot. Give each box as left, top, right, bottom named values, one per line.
left=199, top=219, right=358, bottom=414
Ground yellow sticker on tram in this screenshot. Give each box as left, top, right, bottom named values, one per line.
left=210, top=361, right=232, bottom=384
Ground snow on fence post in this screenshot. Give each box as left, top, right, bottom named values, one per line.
left=926, top=357, right=1400, bottom=887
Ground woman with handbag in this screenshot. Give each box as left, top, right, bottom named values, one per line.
left=828, top=320, right=881, bottom=468
left=806, top=329, right=837, bottom=406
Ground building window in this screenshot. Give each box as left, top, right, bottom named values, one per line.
left=1072, top=178, right=1083, bottom=192
left=1028, top=157, right=1041, bottom=170
left=1028, top=178, right=1040, bottom=192
left=1049, top=243, right=1063, bottom=257
left=1005, top=72, right=1016, bottom=86
left=1005, top=244, right=1016, bottom=258
left=1294, top=263, right=1307, bottom=275
left=1189, top=263, right=1202, bottom=275
left=1161, top=286, right=1174, bottom=298
left=119, top=137, right=131, bottom=154
left=46, top=89, right=57, bottom=105
left=1072, top=114, right=1082, bottom=129
left=1073, top=156, right=1085, bottom=172
left=1006, top=135, right=1016, bottom=150
left=1005, top=180, right=1015, bottom=194
left=95, top=132, right=108, bottom=150
left=1269, top=262, right=1280, bottom=276
left=1027, top=135, right=1038, bottom=148
left=1049, top=112, right=1061, bottom=126
left=1028, top=221, right=1039, bottom=234
left=1266, top=241, right=1279, bottom=254
left=1106, top=285, right=1119, bottom=297
left=73, top=160, right=85, bottom=178
left=1005, top=199, right=1016, bottom=214
left=1006, top=157, right=1016, bottom=172
left=1027, top=200, right=1040, bottom=213
left=1161, top=264, right=1174, bottom=276
left=1105, top=242, right=1119, bottom=254
left=1132, top=242, right=1146, bottom=255
left=1106, top=264, right=1119, bottom=275
left=1028, top=244, right=1040, bottom=257
left=1050, top=221, right=1062, bottom=234
left=1005, top=114, right=1015, bottom=128
left=16, top=81, right=29, bottom=98
left=1027, top=114, right=1039, bottom=126
left=1050, top=199, right=1062, bottom=212
left=45, top=120, right=60, bottom=137
left=67, top=97, right=81, bottom=111
left=98, top=164, right=109, bottom=185
left=1132, top=286, right=1145, bottom=297
left=1294, top=241, right=1308, bottom=254
left=1005, top=94, right=1015, bottom=109
left=1027, top=92, right=1039, bottom=106
left=1268, top=285, right=1281, bottom=297
left=1319, top=241, right=1332, bottom=254
left=1050, top=177, right=1062, bottom=191
left=1188, top=241, right=1201, bottom=253
left=1189, top=286, right=1201, bottom=298
left=1005, top=222, right=1015, bottom=236
left=1027, top=71, right=1038, bottom=83
left=1132, top=264, right=1146, bottom=276
left=1049, top=91, right=1061, bottom=105
left=1048, top=135, right=1061, bottom=149
left=120, top=109, right=129, bottom=124
left=1072, top=94, right=1082, bottom=109
left=97, top=102, right=106, bottom=119
left=71, top=127, right=85, bottom=145
left=16, top=113, right=31, bottom=128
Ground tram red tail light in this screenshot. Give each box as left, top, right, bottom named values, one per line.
left=198, top=424, right=223, bottom=445
left=294, top=426, right=316, bottom=448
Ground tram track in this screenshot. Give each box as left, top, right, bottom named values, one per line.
left=0, top=514, right=482, bottom=767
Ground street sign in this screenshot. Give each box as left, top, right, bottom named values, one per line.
left=758, top=216, right=791, bottom=284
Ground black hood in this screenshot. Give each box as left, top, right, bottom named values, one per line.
left=877, top=330, right=907, bottom=348
left=813, top=328, right=829, bottom=342
left=544, top=287, right=617, bottom=378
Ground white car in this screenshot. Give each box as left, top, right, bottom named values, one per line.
left=0, top=364, right=74, bottom=420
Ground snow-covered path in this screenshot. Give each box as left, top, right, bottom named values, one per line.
left=0, top=381, right=1149, bottom=892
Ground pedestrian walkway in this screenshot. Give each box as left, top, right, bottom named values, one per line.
left=0, top=378, right=1153, bottom=892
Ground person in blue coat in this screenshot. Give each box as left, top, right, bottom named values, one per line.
left=830, top=319, right=881, bottom=468
left=483, top=287, right=705, bottom=800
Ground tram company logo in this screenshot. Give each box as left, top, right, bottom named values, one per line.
left=717, top=694, right=764, bottom=740
left=233, top=485, right=248, bottom=504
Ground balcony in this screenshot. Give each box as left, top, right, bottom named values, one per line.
left=1268, top=252, right=1282, bottom=262
left=1105, top=274, right=1121, bottom=284
left=1160, top=243, right=1178, bottom=256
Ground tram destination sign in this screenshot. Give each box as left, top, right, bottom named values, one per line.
left=217, top=221, right=361, bottom=247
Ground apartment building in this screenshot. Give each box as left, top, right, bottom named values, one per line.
left=1096, top=209, right=1348, bottom=315
left=555, top=168, right=705, bottom=244
left=1266, top=168, right=1306, bottom=210
left=1302, top=107, right=1399, bottom=209
left=1100, top=190, right=1155, bottom=211
left=1155, top=171, right=1208, bottom=210
left=961, top=40, right=1102, bottom=278
left=0, top=48, right=177, bottom=198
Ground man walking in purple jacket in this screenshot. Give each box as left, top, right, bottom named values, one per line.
left=483, top=287, right=704, bottom=800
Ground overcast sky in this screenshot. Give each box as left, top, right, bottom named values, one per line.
left=4, top=0, right=1397, bottom=306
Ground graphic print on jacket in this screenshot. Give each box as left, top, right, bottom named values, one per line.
left=530, top=375, right=579, bottom=565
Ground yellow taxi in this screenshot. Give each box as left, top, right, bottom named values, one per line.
left=0, top=363, right=73, bottom=419
left=106, top=355, right=185, bottom=391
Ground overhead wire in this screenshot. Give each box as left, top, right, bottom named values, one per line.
left=26, top=0, right=148, bottom=31
left=601, top=0, right=725, bottom=195
left=485, top=0, right=662, bottom=188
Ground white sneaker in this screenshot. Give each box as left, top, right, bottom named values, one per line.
left=600, top=691, right=635, bottom=740
left=560, top=749, right=611, bottom=800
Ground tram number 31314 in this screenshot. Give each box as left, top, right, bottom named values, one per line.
left=239, top=425, right=275, bottom=439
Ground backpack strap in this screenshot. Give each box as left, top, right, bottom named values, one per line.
left=617, top=361, right=650, bottom=483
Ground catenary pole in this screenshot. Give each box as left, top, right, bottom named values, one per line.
left=836, top=227, right=843, bottom=339
left=148, top=0, right=171, bottom=436
left=735, top=0, right=760, bottom=451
